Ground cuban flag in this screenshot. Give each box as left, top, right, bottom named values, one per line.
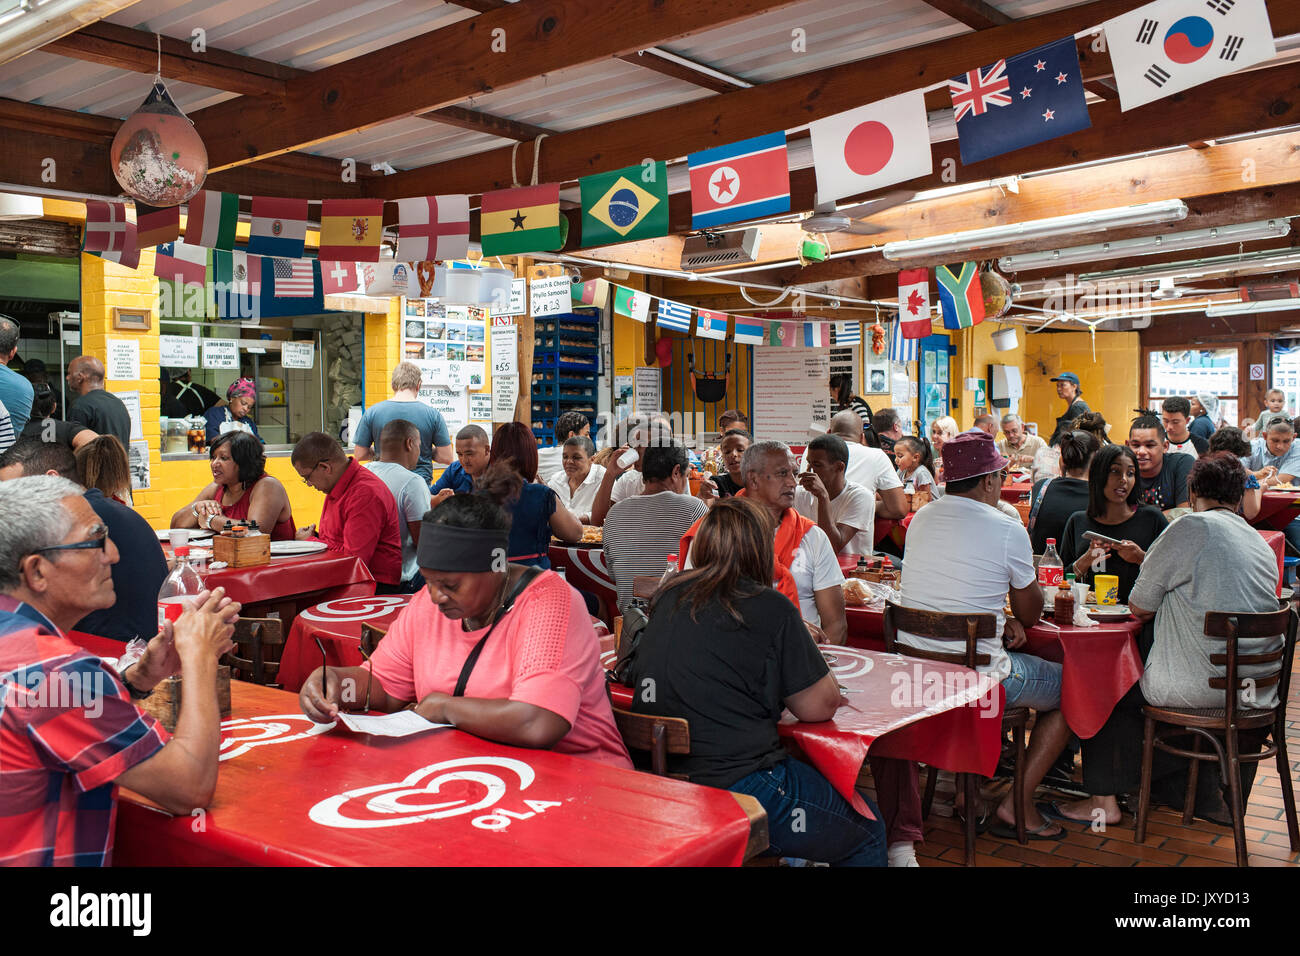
left=949, top=37, right=1091, bottom=165
left=688, top=132, right=791, bottom=229
left=890, top=317, right=919, bottom=363
left=1103, top=0, right=1276, bottom=112
left=833, top=321, right=861, bottom=345
left=656, top=299, right=693, bottom=333
left=733, top=317, right=766, bottom=346
left=696, top=309, right=729, bottom=341
left=803, top=322, right=829, bottom=347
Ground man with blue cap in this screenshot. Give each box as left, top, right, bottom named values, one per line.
left=1049, top=372, right=1091, bottom=447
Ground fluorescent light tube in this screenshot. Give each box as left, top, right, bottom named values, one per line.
left=881, top=200, right=1189, bottom=262
left=1205, top=298, right=1300, bottom=317
left=998, top=219, right=1290, bottom=272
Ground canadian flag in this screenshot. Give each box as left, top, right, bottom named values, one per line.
left=809, top=90, right=933, bottom=203
left=897, top=268, right=932, bottom=339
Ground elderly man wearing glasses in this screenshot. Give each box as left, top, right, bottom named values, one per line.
left=292, top=432, right=404, bottom=593
left=0, top=475, right=241, bottom=866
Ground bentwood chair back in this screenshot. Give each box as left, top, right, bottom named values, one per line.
left=1135, top=607, right=1299, bottom=866
left=360, top=623, right=387, bottom=659
left=882, top=602, right=1028, bottom=865
left=610, top=706, right=691, bottom=780
left=631, top=575, right=662, bottom=602
left=226, top=617, right=285, bottom=687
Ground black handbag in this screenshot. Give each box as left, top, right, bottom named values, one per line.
left=607, top=598, right=650, bottom=686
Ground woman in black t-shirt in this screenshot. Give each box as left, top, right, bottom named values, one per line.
left=1058, top=444, right=1168, bottom=603
left=21, top=383, right=96, bottom=451
left=628, top=497, right=886, bottom=866
left=1029, top=429, right=1100, bottom=554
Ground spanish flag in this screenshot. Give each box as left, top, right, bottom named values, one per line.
left=480, top=184, right=562, bottom=257
left=318, top=199, right=385, bottom=261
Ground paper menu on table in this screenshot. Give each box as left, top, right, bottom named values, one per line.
left=336, top=710, right=452, bottom=737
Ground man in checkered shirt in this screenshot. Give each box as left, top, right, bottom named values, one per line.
left=0, top=476, right=239, bottom=866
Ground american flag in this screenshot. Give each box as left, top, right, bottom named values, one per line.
left=950, top=60, right=1012, bottom=121
left=272, top=258, right=315, bottom=298
left=889, top=317, right=918, bottom=363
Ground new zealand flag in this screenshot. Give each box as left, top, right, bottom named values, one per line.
left=949, top=36, right=1091, bottom=165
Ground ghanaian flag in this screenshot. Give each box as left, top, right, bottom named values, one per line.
left=319, top=199, right=385, bottom=262
left=580, top=162, right=668, bottom=247
left=480, top=184, right=563, bottom=256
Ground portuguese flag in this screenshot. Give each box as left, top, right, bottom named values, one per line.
left=480, top=184, right=563, bottom=256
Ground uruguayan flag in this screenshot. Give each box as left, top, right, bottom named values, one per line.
left=834, top=321, right=861, bottom=345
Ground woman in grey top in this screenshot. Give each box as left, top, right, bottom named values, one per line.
left=1045, top=452, right=1282, bottom=829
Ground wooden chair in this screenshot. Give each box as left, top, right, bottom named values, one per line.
left=1135, top=608, right=1299, bottom=866
left=882, top=602, right=1029, bottom=866
left=360, top=623, right=387, bottom=659
left=611, top=706, right=691, bottom=780
left=226, top=617, right=285, bottom=687
left=631, top=575, right=662, bottom=602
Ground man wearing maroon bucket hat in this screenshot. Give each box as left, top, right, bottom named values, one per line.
left=896, top=431, right=1073, bottom=842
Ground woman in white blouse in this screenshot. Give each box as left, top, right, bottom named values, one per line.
left=546, top=435, right=606, bottom=524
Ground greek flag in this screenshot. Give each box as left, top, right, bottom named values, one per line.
left=656, top=299, right=693, bottom=333
left=889, top=317, right=918, bottom=362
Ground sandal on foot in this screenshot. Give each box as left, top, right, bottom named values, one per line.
left=988, top=818, right=1066, bottom=842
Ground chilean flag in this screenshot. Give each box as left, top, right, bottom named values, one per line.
left=810, top=90, right=933, bottom=203
left=688, top=132, right=790, bottom=229
left=897, top=268, right=932, bottom=339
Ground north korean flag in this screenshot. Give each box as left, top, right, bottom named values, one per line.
left=688, top=132, right=791, bottom=229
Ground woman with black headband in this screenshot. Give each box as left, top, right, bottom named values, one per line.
left=298, top=494, right=632, bottom=767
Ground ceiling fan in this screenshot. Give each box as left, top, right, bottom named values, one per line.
left=801, top=190, right=915, bottom=235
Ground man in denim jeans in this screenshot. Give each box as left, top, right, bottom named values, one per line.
left=899, top=432, right=1072, bottom=842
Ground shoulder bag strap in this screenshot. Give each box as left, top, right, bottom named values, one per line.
left=452, top=566, right=545, bottom=697
left=1026, top=476, right=1054, bottom=534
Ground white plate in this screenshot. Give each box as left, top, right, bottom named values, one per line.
left=1087, top=605, right=1131, bottom=619
left=269, top=540, right=328, bottom=556
left=156, top=528, right=213, bottom=542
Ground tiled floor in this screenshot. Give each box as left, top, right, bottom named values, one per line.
left=907, top=665, right=1300, bottom=867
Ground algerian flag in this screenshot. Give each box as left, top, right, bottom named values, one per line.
left=613, top=285, right=649, bottom=323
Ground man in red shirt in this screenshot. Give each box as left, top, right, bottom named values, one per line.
left=293, top=432, right=404, bottom=590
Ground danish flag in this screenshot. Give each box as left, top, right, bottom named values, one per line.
left=950, top=60, right=1013, bottom=121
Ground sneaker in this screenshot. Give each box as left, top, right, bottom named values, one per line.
left=887, top=842, right=920, bottom=867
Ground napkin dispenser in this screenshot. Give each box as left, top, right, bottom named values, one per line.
left=211, top=523, right=271, bottom=568
left=140, top=666, right=232, bottom=732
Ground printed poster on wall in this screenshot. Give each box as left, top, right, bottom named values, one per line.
left=469, top=392, right=493, bottom=423
left=403, top=300, right=486, bottom=390
left=128, top=440, right=150, bottom=491
left=159, top=334, right=199, bottom=367
left=115, top=390, right=143, bottom=441
left=633, top=366, right=661, bottom=415
left=418, top=384, right=468, bottom=435
left=106, top=339, right=140, bottom=381
left=201, top=339, right=239, bottom=369
left=490, top=325, right=517, bottom=376
left=753, top=348, right=832, bottom=443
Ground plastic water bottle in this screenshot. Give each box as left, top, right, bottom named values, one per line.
left=658, top=554, right=680, bottom=589
left=158, top=546, right=205, bottom=628
left=1039, top=538, right=1064, bottom=602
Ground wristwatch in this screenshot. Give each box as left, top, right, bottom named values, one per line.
left=118, top=664, right=154, bottom=700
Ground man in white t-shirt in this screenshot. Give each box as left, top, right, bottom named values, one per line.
left=828, top=411, right=907, bottom=520
left=899, top=431, right=1070, bottom=841
left=363, top=419, right=433, bottom=592
left=794, top=433, right=874, bottom=557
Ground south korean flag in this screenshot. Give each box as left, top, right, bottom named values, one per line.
left=1104, top=0, right=1276, bottom=112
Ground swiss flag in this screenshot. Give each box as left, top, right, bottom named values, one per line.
left=897, top=268, right=932, bottom=339
left=809, top=90, right=933, bottom=203
left=320, top=260, right=359, bottom=295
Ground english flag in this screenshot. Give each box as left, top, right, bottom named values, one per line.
left=897, top=268, right=932, bottom=338
left=687, top=132, right=790, bottom=229
left=809, top=90, right=933, bottom=203
left=396, top=195, right=470, bottom=262
left=1104, top=0, right=1276, bottom=112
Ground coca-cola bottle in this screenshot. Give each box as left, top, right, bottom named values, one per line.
left=158, top=546, right=205, bottom=628
left=1038, top=539, right=1064, bottom=602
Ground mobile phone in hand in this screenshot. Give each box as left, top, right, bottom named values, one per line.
left=1083, top=530, right=1123, bottom=548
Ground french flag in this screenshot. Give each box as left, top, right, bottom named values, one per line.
left=803, top=322, right=829, bottom=347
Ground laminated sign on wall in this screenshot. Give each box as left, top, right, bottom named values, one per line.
left=282, top=341, right=315, bottom=369
left=202, top=339, right=239, bottom=369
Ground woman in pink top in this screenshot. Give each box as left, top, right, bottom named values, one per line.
left=299, top=494, right=630, bottom=768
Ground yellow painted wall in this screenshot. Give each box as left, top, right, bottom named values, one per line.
left=1022, top=330, right=1141, bottom=440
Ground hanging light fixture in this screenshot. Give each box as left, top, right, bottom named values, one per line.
left=109, top=36, right=207, bottom=207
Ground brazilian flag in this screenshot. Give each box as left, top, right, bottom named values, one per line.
left=580, top=162, right=669, bottom=247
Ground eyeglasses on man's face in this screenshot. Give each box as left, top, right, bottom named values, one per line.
left=298, top=461, right=326, bottom=485
left=32, top=523, right=109, bottom=555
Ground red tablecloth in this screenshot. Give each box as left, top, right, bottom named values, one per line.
left=848, top=604, right=1144, bottom=740
left=607, top=645, right=1001, bottom=818
left=279, top=594, right=414, bottom=692
left=548, top=543, right=617, bottom=624
left=1001, top=481, right=1032, bottom=503
left=197, top=551, right=376, bottom=617
left=1252, top=491, right=1300, bottom=531
left=1260, top=529, right=1285, bottom=597
left=109, top=681, right=754, bottom=866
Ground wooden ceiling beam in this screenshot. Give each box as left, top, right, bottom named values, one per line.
left=376, top=0, right=1154, bottom=198
left=191, top=0, right=807, bottom=171
left=616, top=49, right=750, bottom=93
left=420, top=105, right=553, bottom=141
left=923, top=0, right=1012, bottom=30
left=40, top=21, right=292, bottom=97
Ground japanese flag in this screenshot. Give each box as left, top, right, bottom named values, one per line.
left=809, top=90, right=933, bottom=203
